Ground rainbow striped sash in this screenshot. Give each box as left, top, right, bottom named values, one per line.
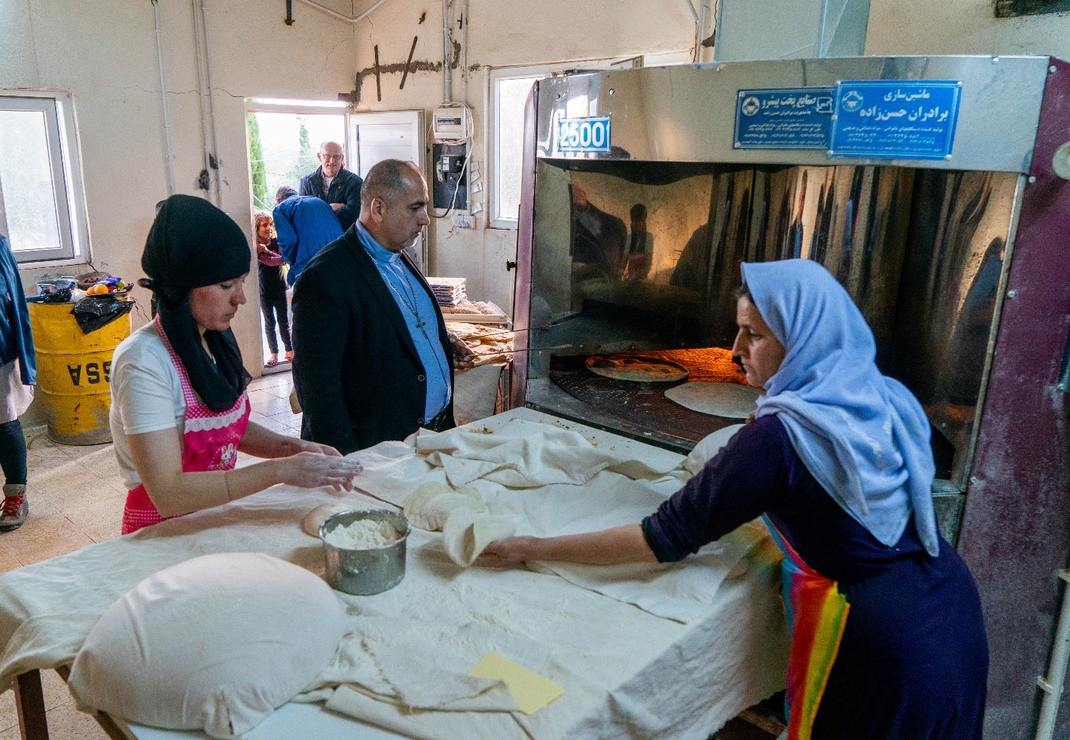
left=763, top=515, right=850, bottom=740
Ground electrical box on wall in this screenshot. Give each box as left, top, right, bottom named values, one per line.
left=432, top=142, right=468, bottom=211
left=432, top=106, right=471, bottom=141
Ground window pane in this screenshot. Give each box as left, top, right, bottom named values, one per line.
left=496, top=77, right=539, bottom=222
left=0, top=109, right=62, bottom=253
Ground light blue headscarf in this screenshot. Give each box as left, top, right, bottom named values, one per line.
left=743, top=259, right=940, bottom=556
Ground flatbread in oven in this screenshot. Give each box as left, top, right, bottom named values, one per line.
left=584, top=355, right=689, bottom=383
left=664, top=381, right=762, bottom=419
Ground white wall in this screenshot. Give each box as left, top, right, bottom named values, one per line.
left=866, top=0, right=1070, bottom=58
left=1, top=0, right=362, bottom=376
left=345, top=0, right=694, bottom=313
left=4, top=0, right=1068, bottom=421
left=0, top=0, right=696, bottom=394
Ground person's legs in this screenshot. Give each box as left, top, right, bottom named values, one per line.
left=260, top=297, right=279, bottom=365
left=271, top=293, right=293, bottom=357
left=0, top=419, right=28, bottom=531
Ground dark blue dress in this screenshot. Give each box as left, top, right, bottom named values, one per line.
left=643, top=415, right=988, bottom=740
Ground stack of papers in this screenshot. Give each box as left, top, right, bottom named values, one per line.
left=428, top=277, right=467, bottom=306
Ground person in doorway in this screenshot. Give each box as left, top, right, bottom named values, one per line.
left=253, top=211, right=292, bottom=367
left=0, top=233, right=35, bottom=531
left=299, top=140, right=363, bottom=230
left=110, top=195, right=363, bottom=535
left=622, top=202, right=654, bottom=280
left=273, top=185, right=343, bottom=287
left=485, top=259, right=989, bottom=740
left=292, top=158, right=454, bottom=455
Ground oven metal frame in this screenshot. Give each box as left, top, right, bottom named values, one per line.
left=512, top=55, right=1070, bottom=739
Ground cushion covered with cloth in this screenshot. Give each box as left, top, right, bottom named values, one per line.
left=67, top=552, right=346, bottom=738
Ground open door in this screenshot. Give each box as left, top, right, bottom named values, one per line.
left=349, top=110, right=427, bottom=270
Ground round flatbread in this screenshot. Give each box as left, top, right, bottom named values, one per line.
left=664, top=381, right=762, bottom=419
left=584, top=355, right=689, bottom=383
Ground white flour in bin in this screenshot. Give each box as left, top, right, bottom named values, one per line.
left=325, top=519, right=401, bottom=549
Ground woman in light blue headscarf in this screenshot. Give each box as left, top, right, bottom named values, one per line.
left=485, top=259, right=988, bottom=740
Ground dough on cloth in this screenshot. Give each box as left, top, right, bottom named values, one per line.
left=443, top=510, right=516, bottom=566
left=302, top=503, right=356, bottom=537
left=404, top=482, right=485, bottom=531
left=665, top=382, right=761, bottom=419
left=684, top=424, right=745, bottom=476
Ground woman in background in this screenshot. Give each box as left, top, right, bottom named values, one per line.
left=0, top=233, right=34, bottom=532
left=111, top=195, right=362, bottom=535
left=486, top=259, right=988, bottom=740
left=254, top=211, right=292, bottom=368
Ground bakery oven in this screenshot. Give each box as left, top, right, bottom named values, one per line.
left=510, top=55, right=1070, bottom=739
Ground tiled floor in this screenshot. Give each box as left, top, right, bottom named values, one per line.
left=0, top=372, right=300, bottom=739
left=0, top=370, right=781, bottom=739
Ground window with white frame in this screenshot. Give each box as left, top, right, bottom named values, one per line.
left=487, top=53, right=690, bottom=230
left=0, top=91, right=88, bottom=263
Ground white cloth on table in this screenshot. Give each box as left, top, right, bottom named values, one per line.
left=414, top=417, right=685, bottom=489
left=359, top=410, right=773, bottom=623
left=0, top=410, right=789, bottom=740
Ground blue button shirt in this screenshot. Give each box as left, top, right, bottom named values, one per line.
left=354, top=221, right=451, bottom=421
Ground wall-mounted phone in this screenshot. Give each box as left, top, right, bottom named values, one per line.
left=432, top=142, right=468, bottom=211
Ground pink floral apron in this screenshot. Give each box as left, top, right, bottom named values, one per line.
left=121, top=316, right=250, bottom=535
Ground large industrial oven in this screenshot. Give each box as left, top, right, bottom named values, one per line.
left=510, top=56, right=1070, bottom=740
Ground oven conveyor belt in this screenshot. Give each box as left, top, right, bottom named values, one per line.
left=547, top=347, right=753, bottom=447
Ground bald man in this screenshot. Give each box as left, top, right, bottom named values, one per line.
left=299, top=140, right=363, bottom=230
left=292, top=159, right=454, bottom=454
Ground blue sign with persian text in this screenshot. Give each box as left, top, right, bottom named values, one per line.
left=557, top=117, right=612, bottom=154
left=829, top=81, right=962, bottom=160
left=733, top=87, right=834, bottom=150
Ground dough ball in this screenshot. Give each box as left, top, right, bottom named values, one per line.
left=412, top=492, right=487, bottom=532
left=301, top=503, right=356, bottom=538
left=404, top=482, right=484, bottom=532
left=403, top=483, right=455, bottom=521
left=442, top=511, right=516, bottom=567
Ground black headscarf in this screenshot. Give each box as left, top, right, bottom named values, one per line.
left=141, top=195, right=252, bottom=412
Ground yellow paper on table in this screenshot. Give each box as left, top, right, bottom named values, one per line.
left=469, top=652, right=564, bottom=715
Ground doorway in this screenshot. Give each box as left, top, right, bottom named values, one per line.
left=246, top=103, right=427, bottom=371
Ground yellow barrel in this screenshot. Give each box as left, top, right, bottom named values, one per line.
left=28, top=301, right=132, bottom=445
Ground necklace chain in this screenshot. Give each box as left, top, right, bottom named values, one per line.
left=364, top=244, right=450, bottom=400
left=384, top=261, right=426, bottom=330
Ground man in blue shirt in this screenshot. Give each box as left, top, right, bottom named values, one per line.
left=291, top=159, right=454, bottom=454
left=272, top=186, right=343, bottom=287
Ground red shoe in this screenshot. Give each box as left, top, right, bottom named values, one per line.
left=0, top=492, right=28, bottom=532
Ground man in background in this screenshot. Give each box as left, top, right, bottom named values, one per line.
left=272, top=186, right=343, bottom=287
left=292, top=159, right=454, bottom=454
left=299, top=141, right=362, bottom=230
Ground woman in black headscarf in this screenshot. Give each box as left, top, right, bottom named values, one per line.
left=110, top=195, right=362, bottom=534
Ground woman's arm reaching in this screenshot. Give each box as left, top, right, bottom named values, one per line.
left=482, top=524, right=658, bottom=565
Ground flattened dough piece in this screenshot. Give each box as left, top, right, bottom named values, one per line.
left=584, top=355, right=689, bottom=383
left=404, top=482, right=485, bottom=531
left=443, top=511, right=516, bottom=567
left=413, top=492, right=487, bottom=532
left=684, top=424, right=745, bottom=476
left=664, top=381, right=761, bottom=419
left=302, top=503, right=356, bottom=537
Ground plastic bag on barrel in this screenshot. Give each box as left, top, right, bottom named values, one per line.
left=71, top=295, right=134, bottom=334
